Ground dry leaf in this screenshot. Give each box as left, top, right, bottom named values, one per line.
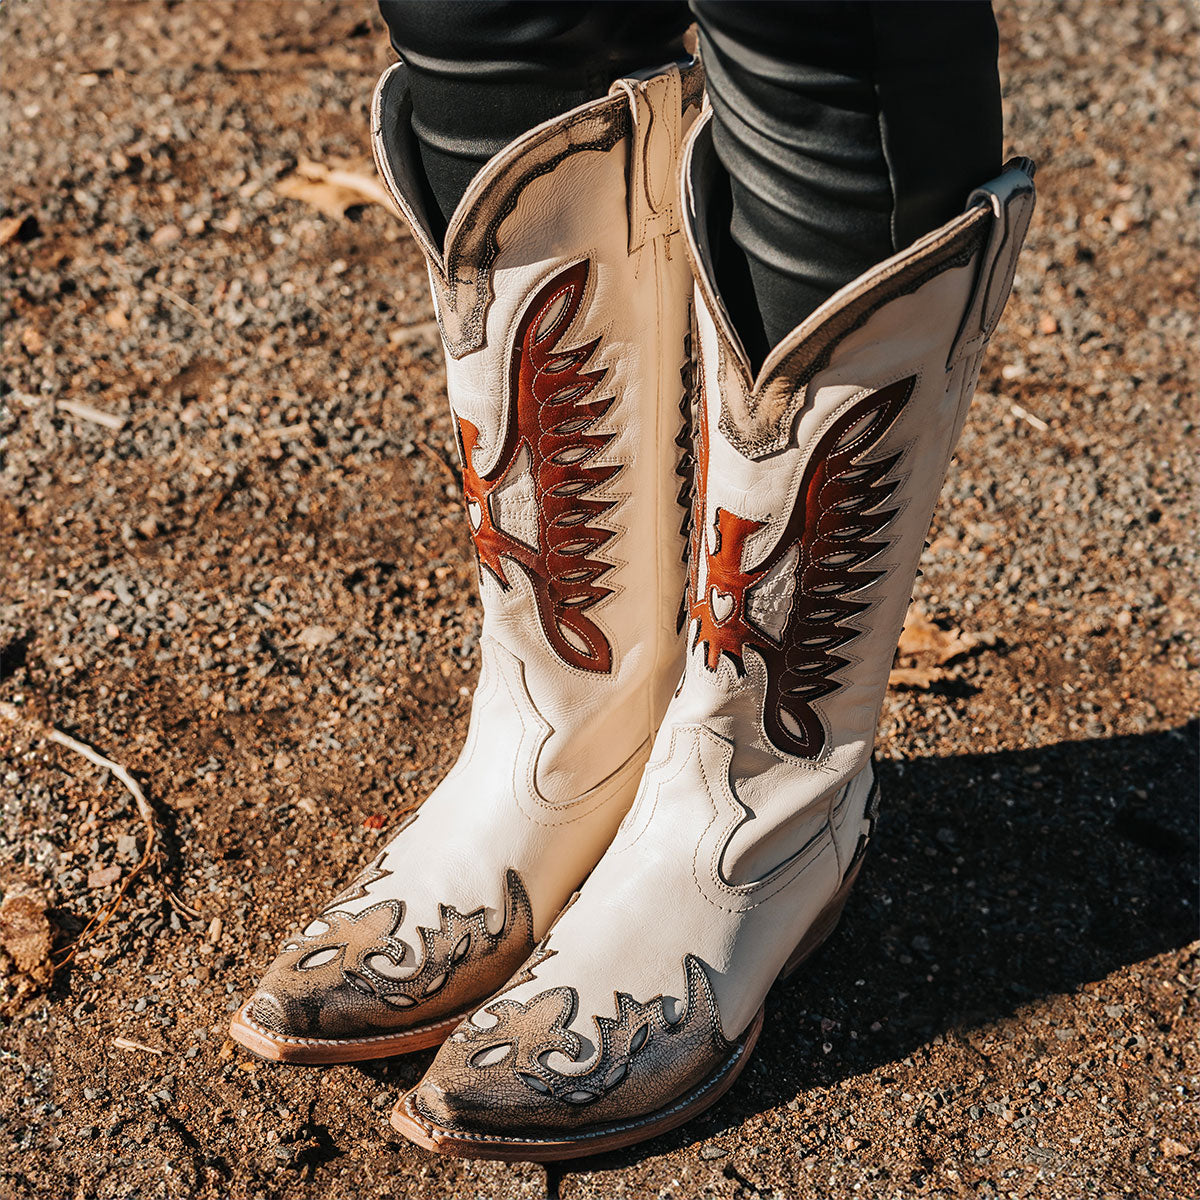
left=934, top=629, right=993, bottom=665
left=888, top=666, right=950, bottom=691
left=897, top=606, right=948, bottom=656
left=275, top=160, right=394, bottom=221
left=0, top=886, right=53, bottom=976
left=897, top=604, right=995, bottom=665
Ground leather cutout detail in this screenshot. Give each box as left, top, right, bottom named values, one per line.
left=415, top=955, right=733, bottom=1133
left=690, top=377, right=915, bottom=758
left=458, top=261, right=620, bottom=673
left=249, top=869, right=535, bottom=1039
left=675, top=307, right=698, bottom=632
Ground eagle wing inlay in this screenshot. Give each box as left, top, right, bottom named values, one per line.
left=690, top=377, right=915, bottom=757
left=458, top=261, right=619, bottom=673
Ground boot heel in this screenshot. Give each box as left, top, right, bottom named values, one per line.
left=778, top=856, right=865, bottom=980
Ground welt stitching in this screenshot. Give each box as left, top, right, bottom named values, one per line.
left=238, top=1006, right=464, bottom=1049
left=405, top=1021, right=752, bottom=1145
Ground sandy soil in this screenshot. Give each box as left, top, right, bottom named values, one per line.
left=1, top=2, right=1197, bottom=1197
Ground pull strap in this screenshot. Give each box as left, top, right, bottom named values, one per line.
left=947, top=156, right=1037, bottom=370
left=610, top=64, right=684, bottom=254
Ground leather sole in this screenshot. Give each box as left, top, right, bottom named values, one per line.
left=228, top=1001, right=468, bottom=1065
left=388, top=853, right=866, bottom=1160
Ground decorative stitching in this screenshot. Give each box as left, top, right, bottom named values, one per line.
left=433, top=104, right=630, bottom=358
left=458, top=261, right=621, bottom=674
left=684, top=727, right=836, bottom=914
left=236, top=1005, right=465, bottom=1049
left=714, top=211, right=988, bottom=458
left=248, top=869, right=535, bottom=1040
left=404, top=1038, right=748, bottom=1145
left=406, top=989, right=755, bottom=1144
left=689, top=379, right=916, bottom=760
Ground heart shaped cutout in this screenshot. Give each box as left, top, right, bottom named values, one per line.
left=710, top=587, right=735, bottom=624
left=466, top=499, right=483, bottom=532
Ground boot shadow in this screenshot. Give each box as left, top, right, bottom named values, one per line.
left=582, top=722, right=1198, bottom=1167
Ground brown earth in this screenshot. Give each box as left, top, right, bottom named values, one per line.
left=1, top=2, right=1197, bottom=1197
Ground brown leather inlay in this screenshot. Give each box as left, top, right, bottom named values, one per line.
left=690, top=378, right=915, bottom=758
left=458, top=261, right=620, bottom=673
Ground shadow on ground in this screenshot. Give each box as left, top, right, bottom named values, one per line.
left=555, top=723, right=1198, bottom=1176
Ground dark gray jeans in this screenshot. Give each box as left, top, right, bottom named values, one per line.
left=377, top=1, right=1001, bottom=369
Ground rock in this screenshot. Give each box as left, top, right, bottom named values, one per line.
left=0, top=212, right=39, bottom=245
left=87, top=865, right=122, bottom=890
left=699, top=1144, right=727, bottom=1160
left=297, top=624, right=337, bottom=648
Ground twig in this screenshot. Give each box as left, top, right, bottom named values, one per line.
left=261, top=422, right=310, bottom=441
left=113, top=1036, right=164, bottom=1057
left=165, top=887, right=202, bottom=921
left=146, top=280, right=214, bottom=329
left=414, top=438, right=459, bottom=482
left=1010, top=402, right=1049, bottom=432
left=0, top=701, right=171, bottom=970
left=57, top=399, right=125, bottom=431
left=107, top=262, right=214, bottom=329
left=306, top=295, right=334, bottom=321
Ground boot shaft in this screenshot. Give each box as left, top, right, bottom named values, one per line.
left=457, top=120, right=1037, bottom=1053
left=371, top=60, right=705, bottom=801
left=677, top=112, right=1036, bottom=782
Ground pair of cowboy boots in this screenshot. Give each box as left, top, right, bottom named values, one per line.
left=230, top=56, right=1034, bottom=1160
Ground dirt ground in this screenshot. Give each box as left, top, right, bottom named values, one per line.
left=1, top=1, right=1197, bottom=1197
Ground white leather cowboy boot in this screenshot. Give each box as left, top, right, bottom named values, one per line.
left=229, top=59, right=704, bottom=1063
left=391, top=111, right=1035, bottom=1157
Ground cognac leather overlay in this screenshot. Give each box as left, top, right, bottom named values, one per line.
left=689, top=376, right=914, bottom=759
left=458, top=261, right=620, bottom=673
